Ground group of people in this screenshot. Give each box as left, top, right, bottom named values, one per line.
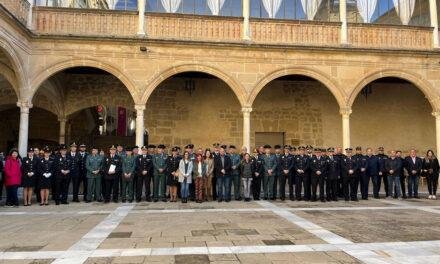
left=0, top=142, right=439, bottom=207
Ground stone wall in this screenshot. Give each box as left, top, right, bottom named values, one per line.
left=145, top=77, right=243, bottom=148
left=351, top=82, right=435, bottom=154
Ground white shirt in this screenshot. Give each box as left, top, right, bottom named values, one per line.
left=198, top=162, right=202, bottom=175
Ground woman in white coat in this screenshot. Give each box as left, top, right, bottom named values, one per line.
left=179, top=151, right=193, bottom=203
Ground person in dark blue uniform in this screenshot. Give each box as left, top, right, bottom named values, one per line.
left=310, top=148, right=327, bottom=202
left=341, top=148, right=358, bottom=201
left=136, top=146, right=153, bottom=202
left=54, top=144, right=71, bottom=205
left=377, top=147, right=389, bottom=197
left=38, top=146, right=55, bottom=206
left=78, top=143, right=88, bottom=201
left=21, top=147, right=39, bottom=206
left=166, top=146, right=181, bottom=202
left=103, top=145, right=122, bottom=203
left=279, top=145, right=294, bottom=201
left=325, top=147, right=340, bottom=201
left=294, top=146, right=309, bottom=201
left=353, top=147, right=368, bottom=200
left=67, top=142, right=81, bottom=202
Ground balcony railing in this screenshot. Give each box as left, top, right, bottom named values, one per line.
left=250, top=18, right=340, bottom=46
left=0, top=0, right=29, bottom=25
left=146, top=12, right=242, bottom=42
left=348, top=23, right=433, bottom=50
left=32, top=7, right=138, bottom=37
left=0, top=3, right=436, bottom=52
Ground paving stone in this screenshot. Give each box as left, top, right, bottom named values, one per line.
left=175, top=254, right=209, bottom=264
left=225, top=229, right=259, bottom=235
left=108, top=232, right=132, bottom=238
left=262, top=239, right=295, bottom=245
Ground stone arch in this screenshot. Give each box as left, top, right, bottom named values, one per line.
left=141, top=64, right=247, bottom=107
left=248, top=67, right=346, bottom=108
left=0, top=36, right=26, bottom=98
left=348, top=69, right=439, bottom=111
left=29, top=59, right=139, bottom=103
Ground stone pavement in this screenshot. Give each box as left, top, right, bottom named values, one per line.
left=0, top=197, right=440, bottom=264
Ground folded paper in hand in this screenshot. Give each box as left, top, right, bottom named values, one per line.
left=43, top=173, right=51, bottom=178
left=109, top=164, right=116, bottom=173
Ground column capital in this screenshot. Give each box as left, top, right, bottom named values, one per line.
left=135, top=104, right=146, bottom=112
left=432, top=111, right=440, bottom=118
left=58, top=117, right=68, bottom=123
left=17, top=100, right=33, bottom=113
left=241, top=107, right=253, bottom=114
left=339, top=107, right=352, bottom=116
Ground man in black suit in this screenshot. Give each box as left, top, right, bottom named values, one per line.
left=214, top=146, right=232, bottom=202
left=404, top=149, right=423, bottom=198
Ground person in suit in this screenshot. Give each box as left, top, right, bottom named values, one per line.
left=38, top=146, right=55, bottom=206
left=252, top=147, right=264, bottom=200
left=395, top=150, right=407, bottom=199
left=377, top=147, right=389, bottom=198
left=102, top=145, right=122, bottom=203
left=229, top=145, right=242, bottom=201
left=385, top=150, right=402, bottom=199
left=67, top=142, right=81, bottom=202
left=366, top=148, right=381, bottom=198
left=404, top=149, right=423, bottom=198
left=21, top=147, right=39, bottom=206
left=262, top=145, right=277, bottom=200
left=273, top=145, right=283, bottom=200
left=423, top=150, right=439, bottom=199
left=211, top=143, right=220, bottom=201
left=214, top=146, right=232, bottom=202
left=354, top=147, right=368, bottom=200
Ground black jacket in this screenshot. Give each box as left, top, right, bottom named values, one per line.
left=214, top=154, right=232, bottom=177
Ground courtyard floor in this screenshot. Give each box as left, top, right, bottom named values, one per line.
left=0, top=195, right=440, bottom=264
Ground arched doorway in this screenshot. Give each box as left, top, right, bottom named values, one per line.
left=251, top=75, right=342, bottom=149
left=33, top=66, right=136, bottom=149
left=351, top=77, right=435, bottom=153
left=145, top=71, right=243, bottom=148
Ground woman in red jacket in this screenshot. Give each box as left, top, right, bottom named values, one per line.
left=4, top=149, right=21, bottom=207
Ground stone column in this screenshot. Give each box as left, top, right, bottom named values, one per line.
left=340, top=107, right=352, bottom=151
left=135, top=104, right=146, bottom=147
left=17, top=100, right=32, bottom=157
left=242, top=107, right=252, bottom=153
left=429, top=0, right=439, bottom=48
left=242, top=0, right=251, bottom=41
left=27, top=0, right=33, bottom=30
left=58, top=117, right=67, bottom=144
left=340, top=0, right=348, bottom=45
left=433, top=112, right=440, bottom=156
left=137, top=0, right=146, bottom=37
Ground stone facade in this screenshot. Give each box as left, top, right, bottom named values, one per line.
left=1, top=3, right=440, bottom=155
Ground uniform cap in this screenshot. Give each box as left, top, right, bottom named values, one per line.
left=79, top=143, right=86, bottom=148
left=158, top=144, right=166, bottom=149
left=220, top=145, right=227, bottom=149
left=283, top=145, right=291, bottom=150
left=172, top=146, right=179, bottom=152
left=70, top=142, right=77, bottom=148
left=141, top=146, right=148, bottom=150
left=27, top=147, right=34, bottom=153
left=43, top=146, right=51, bottom=153
left=59, top=144, right=67, bottom=150
left=306, top=145, right=313, bottom=149
left=378, top=147, right=384, bottom=151
left=109, top=145, right=117, bottom=150
left=345, top=148, right=353, bottom=151
left=298, top=146, right=305, bottom=150
left=213, top=143, right=220, bottom=147
left=327, top=147, right=335, bottom=152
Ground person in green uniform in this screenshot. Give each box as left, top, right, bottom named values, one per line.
left=153, top=144, right=168, bottom=202
left=121, top=147, right=136, bottom=203
left=229, top=145, right=242, bottom=201
left=86, top=146, right=103, bottom=202
left=262, top=144, right=277, bottom=200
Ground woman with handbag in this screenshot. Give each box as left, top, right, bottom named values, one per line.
left=422, top=150, right=439, bottom=199
left=179, top=151, right=193, bottom=203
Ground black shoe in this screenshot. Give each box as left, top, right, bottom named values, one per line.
left=61, top=201, right=68, bottom=204
left=153, top=199, right=159, bottom=202
left=289, top=197, right=294, bottom=201
left=136, top=199, right=141, bottom=203
left=122, top=199, right=126, bottom=203
left=255, top=198, right=260, bottom=201
left=55, top=201, right=60, bottom=205
left=72, top=199, right=80, bottom=203
left=161, top=198, right=167, bottom=202
left=263, top=197, right=268, bottom=200
left=129, top=200, right=133, bottom=203
left=225, top=199, right=231, bottom=203
left=104, top=200, right=110, bottom=203
left=97, top=199, right=103, bottom=202
left=113, top=200, right=119, bottom=203
left=85, top=200, right=91, bottom=203
left=217, top=199, right=223, bottom=203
